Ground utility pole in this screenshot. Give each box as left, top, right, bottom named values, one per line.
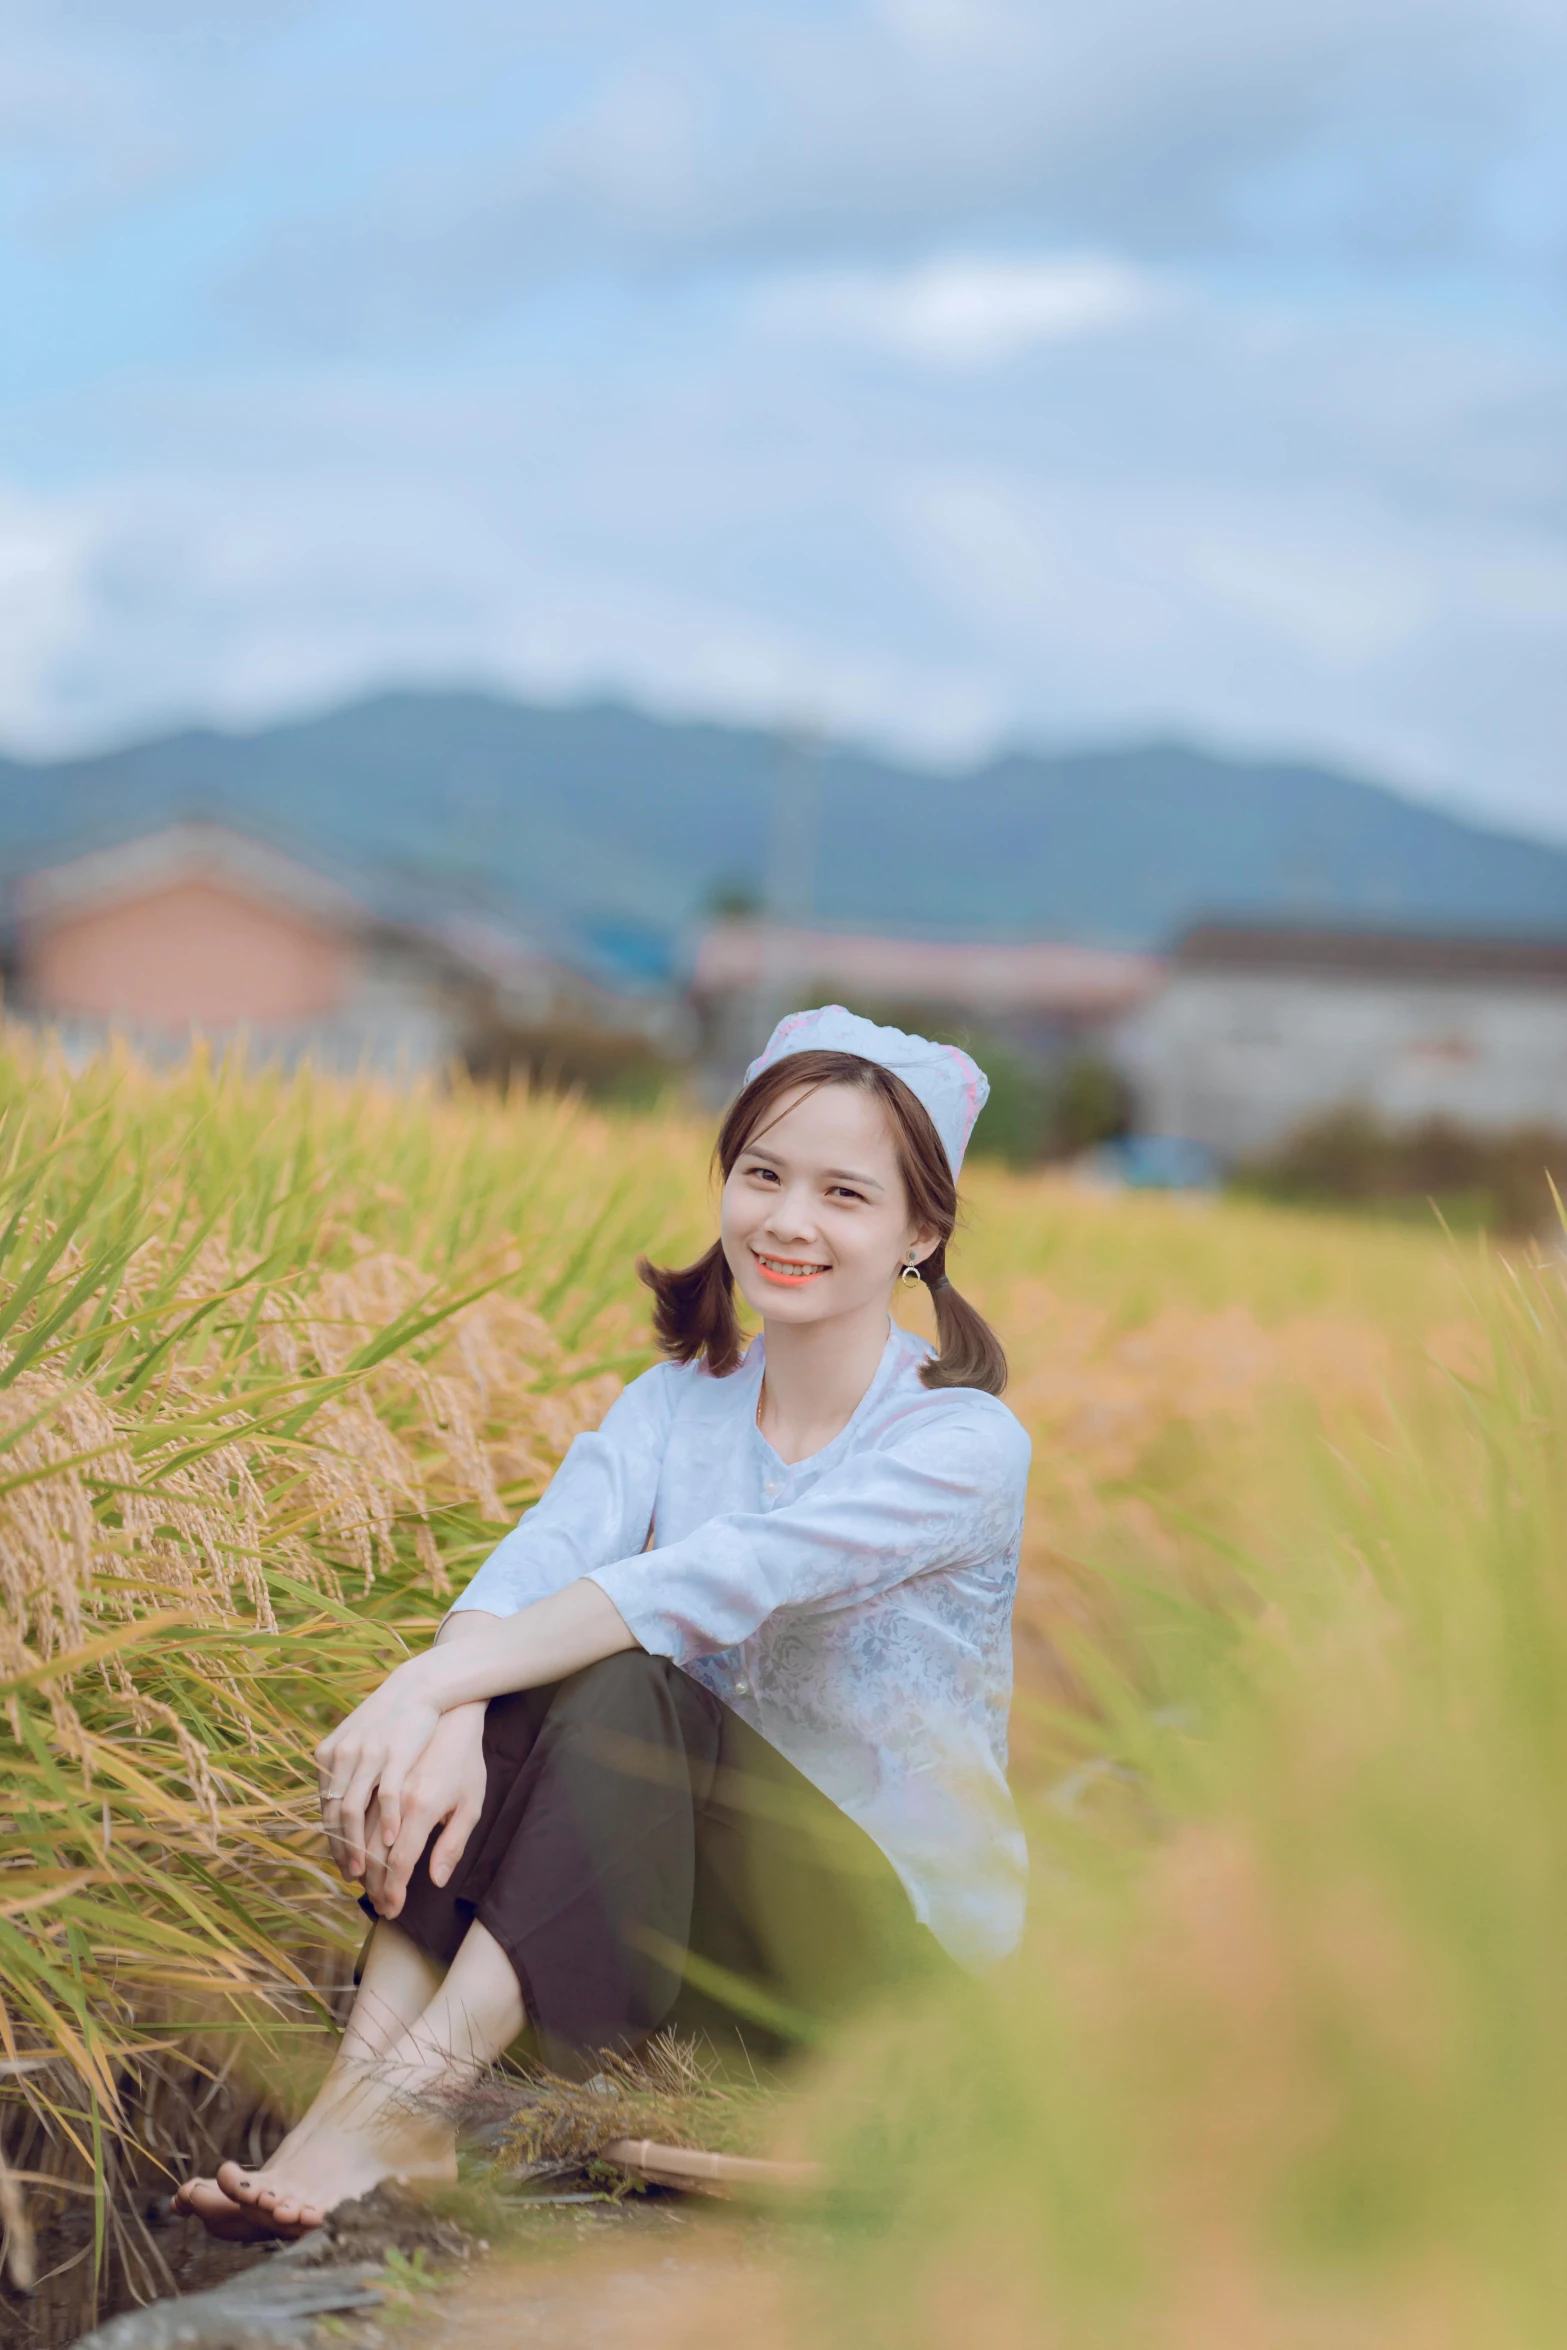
left=753, top=724, right=823, bottom=1057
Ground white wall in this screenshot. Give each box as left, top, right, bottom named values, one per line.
left=1116, top=972, right=1567, bottom=1158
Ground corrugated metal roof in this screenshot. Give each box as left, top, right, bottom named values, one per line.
left=1175, top=923, right=1567, bottom=984
left=692, top=920, right=1161, bottom=1015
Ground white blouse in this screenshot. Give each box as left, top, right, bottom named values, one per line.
left=450, top=1322, right=1031, bottom=1969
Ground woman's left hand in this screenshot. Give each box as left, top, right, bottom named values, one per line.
left=315, top=1655, right=443, bottom=1882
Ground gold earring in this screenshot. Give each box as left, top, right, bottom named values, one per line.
left=899, top=1258, right=922, bottom=1289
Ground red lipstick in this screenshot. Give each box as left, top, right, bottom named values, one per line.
left=752, top=1249, right=830, bottom=1286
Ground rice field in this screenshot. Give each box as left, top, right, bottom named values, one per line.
left=0, top=1037, right=709, bottom=2320
left=0, top=1035, right=1560, bottom=2344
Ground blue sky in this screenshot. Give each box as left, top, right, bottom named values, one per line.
left=2, top=0, right=1565, bottom=836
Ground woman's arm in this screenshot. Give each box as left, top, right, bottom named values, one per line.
left=444, top=1365, right=673, bottom=1621
left=315, top=1580, right=637, bottom=1885
left=411, top=1578, right=636, bottom=1710
left=316, top=1363, right=671, bottom=1887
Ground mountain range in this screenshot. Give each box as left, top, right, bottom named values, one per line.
left=4, top=689, right=1565, bottom=977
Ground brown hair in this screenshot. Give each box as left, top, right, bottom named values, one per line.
left=638, top=1048, right=1008, bottom=1395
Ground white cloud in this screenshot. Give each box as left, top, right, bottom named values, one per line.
left=754, top=253, right=1163, bottom=368
left=1, top=268, right=1564, bottom=845
left=0, top=0, right=1564, bottom=850
left=0, top=487, right=100, bottom=729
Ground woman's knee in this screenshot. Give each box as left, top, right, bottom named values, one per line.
left=547, top=1651, right=722, bottom=1781
left=551, top=1647, right=672, bottom=1725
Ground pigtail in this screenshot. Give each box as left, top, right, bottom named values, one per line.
left=637, top=1240, right=746, bottom=1378
left=915, top=1242, right=1008, bottom=1397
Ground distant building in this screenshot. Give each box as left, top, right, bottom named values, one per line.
left=1, top=821, right=671, bottom=1075
left=1117, top=923, right=1567, bottom=1159
left=690, top=918, right=1160, bottom=1090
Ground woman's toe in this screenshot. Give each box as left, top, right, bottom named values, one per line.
left=183, top=2178, right=270, bottom=2242
left=186, top=2179, right=239, bottom=2218
left=216, top=2160, right=262, bottom=2205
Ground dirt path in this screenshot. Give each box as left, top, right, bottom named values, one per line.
left=43, top=2182, right=804, bottom=2350
left=393, top=2204, right=796, bottom=2350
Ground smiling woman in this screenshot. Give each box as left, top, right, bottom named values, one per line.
left=176, top=1006, right=1030, bottom=2245
left=641, top=1031, right=1009, bottom=1407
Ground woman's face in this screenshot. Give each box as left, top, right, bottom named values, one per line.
left=720, top=1080, right=937, bottom=1330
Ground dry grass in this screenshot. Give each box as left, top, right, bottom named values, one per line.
left=452, top=2033, right=772, bottom=2178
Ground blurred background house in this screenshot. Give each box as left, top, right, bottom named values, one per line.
left=690, top=918, right=1159, bottom=1089
left=0, top=819, right=685, bottom=1084
left=1117, top=925, right=1567, bottom=1161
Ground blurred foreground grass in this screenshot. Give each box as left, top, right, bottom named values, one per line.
left=810, top=1179, right=1567, bottom=2347
left=0, top=1035, right=1559, bottom=2342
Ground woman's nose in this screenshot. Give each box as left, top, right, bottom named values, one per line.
left=764, top=1189, right=818, bottom=1239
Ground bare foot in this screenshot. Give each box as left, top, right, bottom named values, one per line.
left=215, top=2099, right=456, bottom=2240
left=172, top=2175, right=280, bottom=2243
left=213, top=2156, right=331, bottom=2239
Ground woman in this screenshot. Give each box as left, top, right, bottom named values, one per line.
left=178, top=1007, right=1030, bottom=2239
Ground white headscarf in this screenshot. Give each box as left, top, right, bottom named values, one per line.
left=745, top=1004, right=990, bottom=1177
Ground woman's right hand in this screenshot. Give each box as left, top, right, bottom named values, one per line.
left=355, top=1701, right=489, bottom=1920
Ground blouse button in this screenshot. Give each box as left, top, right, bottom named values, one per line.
left=733, top=1677, right=751, bottom=1697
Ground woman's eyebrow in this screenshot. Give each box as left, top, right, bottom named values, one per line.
left=742, top=1145, right=883, bottom=1190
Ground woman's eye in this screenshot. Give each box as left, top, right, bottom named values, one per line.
left=829, top=1186, right=866, bottom=1203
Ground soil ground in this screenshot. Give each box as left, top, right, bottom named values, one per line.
left=380, top=2204, right=793, bottom=2350
left=8, top=2183, right=801, bottom=2350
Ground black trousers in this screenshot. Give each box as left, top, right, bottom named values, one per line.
left=363, top=1651, right=947, bottom=2068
